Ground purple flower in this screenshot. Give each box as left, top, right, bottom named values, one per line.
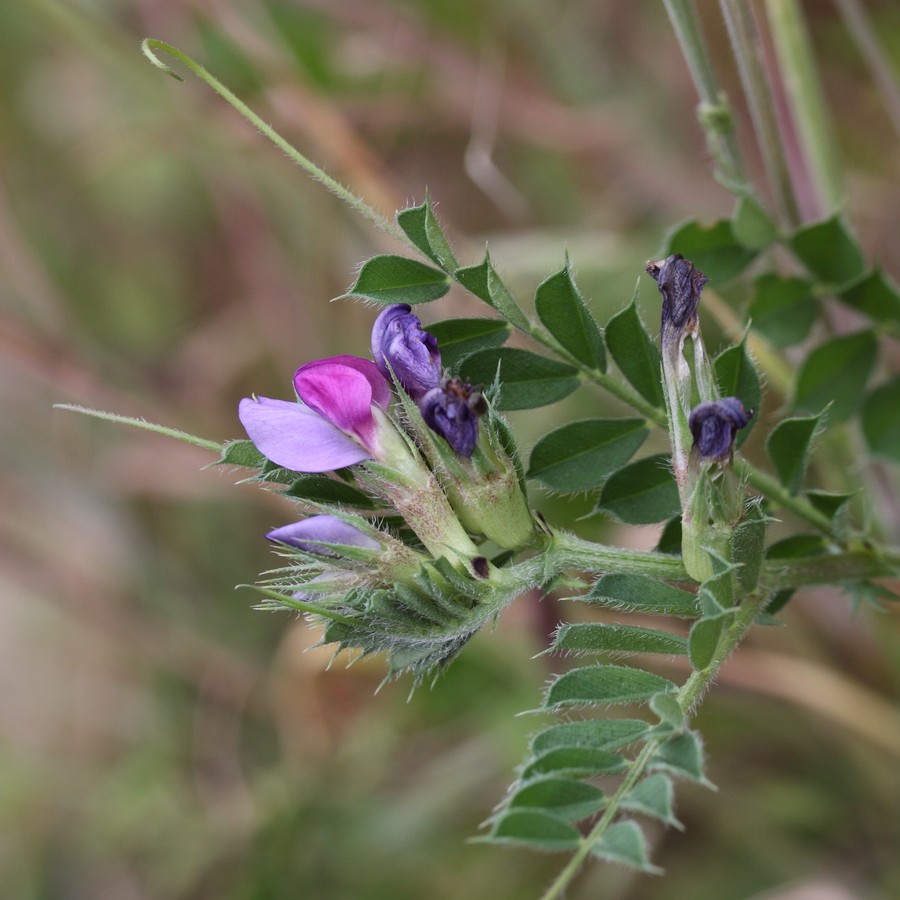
left=646, top=254, right=708, bottom=336
left=688, top=397, right=752, bottom=460
left=371, top=304, right=442, bottom=401
left=267, top=515, right=381, bottom=554
left=239, top=355, right=392, bottom=472
left=420, top=377, right=486, bottom=458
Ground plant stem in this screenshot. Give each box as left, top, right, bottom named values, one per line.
left=762, top=549, right=899, bottom=591
left=719, top=0, right=800, bottom=227
left=763, top=0, right=842, bottom=213
left=541, top=586, right=773, bottom=899
left=831, top=0, right=900, bottom=140
left=662, top=0, right=746, bottom=191
left=547, top=531, right=689, bottom=581
left=141, top=40, right=408, bottom=244
left=735, top=459, right=836, bottom=536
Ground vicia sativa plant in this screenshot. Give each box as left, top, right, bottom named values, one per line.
left=57, top=8, right=900, bottom=896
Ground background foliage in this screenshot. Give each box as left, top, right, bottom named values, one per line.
left=3, top=1, right=900, bottom=897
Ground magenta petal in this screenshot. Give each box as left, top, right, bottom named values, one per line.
left=297, top=356, right=391, bottom=412
left=238, top=396, right=371, bottom=472
left=267, top=515, right=381, bottom=553
left=294, top=357, right=388, bottom=450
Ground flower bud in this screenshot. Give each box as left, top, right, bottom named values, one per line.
left=267, top=515, right=382, bottom=555
left=371, top=304, right=442, bottom=401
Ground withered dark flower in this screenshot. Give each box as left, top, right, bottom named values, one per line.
left=420, top=376, right=486, bottom=458
left=688, top=397, right=752, bottom=460
left=646, top=254, right=709, bottom=336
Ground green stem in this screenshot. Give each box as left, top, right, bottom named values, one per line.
left=541, top=587, right=773, bottom=899
left=54, top=403, right=222, bottom=453
left=736, top=459, right=836, bottom=536
left=719, top=0, right=800, bottom=227
left=831, top=0, right=900, bottom=140
left=762, top=549, right=900, bottom=591
left=662, top=0, right=746, bottom=191
left=524, top=321, right=668, bottom=425
left=141, top=39, right=407, bottom=243
left=548, top=531, right=688, bottom=581
left=763, top=0, right=843, bottom=213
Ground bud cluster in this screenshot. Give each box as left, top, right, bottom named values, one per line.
left=647, top=254, right=754, bottom=584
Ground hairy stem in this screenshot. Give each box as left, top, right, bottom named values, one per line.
left=547, top=531, right=689, bottom=581
left=54, top=404, right=223, bottom=453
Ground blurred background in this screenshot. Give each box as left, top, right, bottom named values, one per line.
left=3, top=1, right=900, bottom=897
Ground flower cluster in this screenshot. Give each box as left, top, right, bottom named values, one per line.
left=239, top=303, right=535, bottom=588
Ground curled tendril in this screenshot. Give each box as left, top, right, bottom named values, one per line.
left=141, top=39, right=187, bottom=81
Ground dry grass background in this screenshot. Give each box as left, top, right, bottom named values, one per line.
left=2, top=1, right=900, bottom=898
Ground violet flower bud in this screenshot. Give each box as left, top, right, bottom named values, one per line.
left=689, top=397, right=752, bottom=461
left=266, top=515, right=381, bottom=555
left=420, top=377, right=486, bottom=458
left=371, top=304, right=442, bottom=401
left=645, top=254, right=708, bottom=337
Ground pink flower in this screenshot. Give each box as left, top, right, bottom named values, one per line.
left=239, top=355, right=391, bottom=472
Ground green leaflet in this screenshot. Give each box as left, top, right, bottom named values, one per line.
left=839, top=268, right=900, bottom=324
left=748, top=274, right=818, bottom=347
left=590, top=820, right=663, bottom=874
left=527, top=418, right=648, bottom=492
left=650, top=692, right=686, bottom=730
left=862, top=375, right=900, bottom=463
left=486, top=810, right=580, bottom=852
left=650, top=730, right=714, bottom=787
left=455, top=251, right=531, bottom=331
left=530, top=719, right=651, bottom=755
left=395, top=194, right=458, bottom=271
left=522, top=747, right=628, bottom=780
left=549, top=623, right=688, bottom=656
left=459, top=347, right=580, bottom=410
left=595, top=454, right=681, bottom=524
left=731, top=195, right=777, bottom=251
left=688, top=611, right=735, bottom=671
left=789, top=215, right=865, bottom=287
left=730, top=501, right=767, bottom=593
left=425, top=317, right=511, bottom=369
left=543, top=664, right=676, bottom=709
left=793, top=330, right=877, bottom=420
left=606, top=298, right=664, bottom=407
left=714, top=339, right=760, bottom=446
left=217, top=439, right=266, bottom=468
left=766, top=412, right=823, bottom=494
left=507, top=777, right=606, bottom=822
left=621, top=774, right=683, bottom=829
left=587, top=574, right=699, bottom=617
left=342, top=254, right=450, bottom=305
left=534, top=261, right=607, bottom=370
left=285, top=474, right=376, bottom=508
